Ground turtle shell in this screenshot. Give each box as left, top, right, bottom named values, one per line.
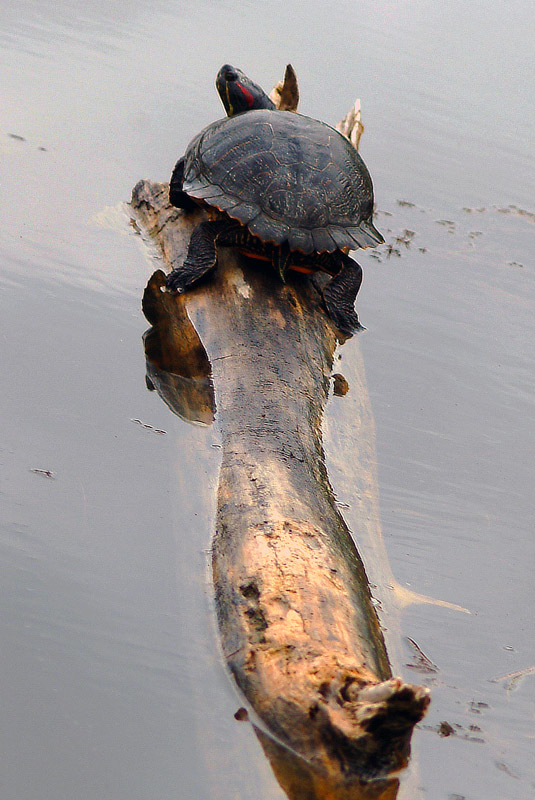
left=182, top=109, right=383, bottom=255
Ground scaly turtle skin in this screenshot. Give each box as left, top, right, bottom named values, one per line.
left=166, top=65, right=384, bottom=335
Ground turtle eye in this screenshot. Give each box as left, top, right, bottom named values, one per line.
left=236, top=82, right=254, bottom=108
left=220, top=64, right=238, bottom=81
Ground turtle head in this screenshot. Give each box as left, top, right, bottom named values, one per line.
left=216, top=64, right=276, bottom=117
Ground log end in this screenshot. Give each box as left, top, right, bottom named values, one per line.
left=237, top=661, right=429, bottom=785
left=251, top=678, right=429, bottom=797
left=310, top=676, right=430, bottom=779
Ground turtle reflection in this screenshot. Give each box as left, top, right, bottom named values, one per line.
left=142, top=269, right=215, bottom=426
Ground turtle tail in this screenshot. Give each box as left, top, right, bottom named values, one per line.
left=348, top=219, right=385, bottom=249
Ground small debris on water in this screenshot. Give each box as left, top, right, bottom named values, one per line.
left=406, top=637, right=439, bottom=674
left=462, top=204, right=535, bottom=223
left=234, top=707, right=249, bottom=722
left=394, top=229, right=416, bottom=247
left=507, top=261, right=524, bottom=268
left=435, top=219, right=456, bottom=233
left=397, top=199, right=416, bottom=208
left=468, top=700, right=489, bottom=714
left=8, top=133, right=26, bottom=141
left=495, top=761, right=520, bottom=779
left=30, top=468, right=56, bottom=479
left=491, top=665, right=535, bottom=691
left=438, top=721, right=455, bottom=737
left=496, top=204, right=535, bottom=222
left=130, top=418, right=166, bottom=435
left=332, top=373, right=349, bottom=396
left=423, top=720, right=485, bottom=744
left=385, top=244, right=401, bottom=258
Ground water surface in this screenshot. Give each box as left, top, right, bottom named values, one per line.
left=1, top=1, right=534, bottom=798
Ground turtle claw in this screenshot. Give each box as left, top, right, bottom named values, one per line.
left=165, top=271, right=187, bottom=293
left=328, top=306, right=364, bottom=338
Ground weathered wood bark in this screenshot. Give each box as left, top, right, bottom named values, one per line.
left=132, top=179, right=429, bottom=796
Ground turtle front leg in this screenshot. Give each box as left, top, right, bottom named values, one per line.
left=166, top=219, right=230, bottom=292
left=322, top=253, right=364, bottom=336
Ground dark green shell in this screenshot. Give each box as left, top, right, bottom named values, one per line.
left=182, top=109, right=382, bottom=254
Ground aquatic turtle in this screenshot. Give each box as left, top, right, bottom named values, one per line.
left=166, top=65, right=384, bottom=334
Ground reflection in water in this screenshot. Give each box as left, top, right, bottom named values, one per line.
left=142, top=269, right=215, bottom=425
left=254, top=726, right=400, bottom=800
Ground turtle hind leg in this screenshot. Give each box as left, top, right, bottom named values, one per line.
left=169, top=157, right=198, bottom=212
left=166, top=219, right=229, bottom=292
left=322, top=253, right=364, bottom=336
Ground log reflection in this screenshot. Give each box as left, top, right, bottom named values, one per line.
left=255, top=726, right=400, bottom=800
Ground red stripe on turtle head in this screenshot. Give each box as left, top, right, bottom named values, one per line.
left=236, top=82, right=255, bottom=108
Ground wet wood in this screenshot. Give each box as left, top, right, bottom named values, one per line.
left=131, top=79, right=429, bottom=797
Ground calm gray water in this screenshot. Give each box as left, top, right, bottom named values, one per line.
left=1, top=1, right=534, bottom=798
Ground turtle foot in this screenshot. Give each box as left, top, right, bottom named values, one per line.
left=328, top=306, right=365, bottom=338
left=165, top=219, right=227, bottom=293
left=165, top=269, right=188, bottom=293
left=322, top=255, right=364, bottom=337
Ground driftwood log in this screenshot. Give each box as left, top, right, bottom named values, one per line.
left=132, top=69, right=429, bottom=799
